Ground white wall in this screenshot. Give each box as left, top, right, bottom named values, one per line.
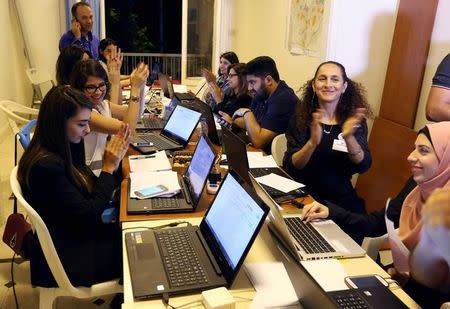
left=414, top=0, right=450, bottom=130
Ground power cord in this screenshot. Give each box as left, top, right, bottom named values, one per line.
left=122, top=221, right=191, bottom=232
left=11, top=253, right=19, bottom=309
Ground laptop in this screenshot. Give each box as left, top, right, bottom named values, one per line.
left=249, top=173, right=365, bottom=261
left=328, top=286, right=407, bottom=309
left=128, top=135, right=216, bottom=214
left=221, top=126, right=306, bottom=200
left=158, top=72, right=196, bottom=101
left=131, top=104, right=202, bottom=153
left=125, top=170, right=270, bottom=299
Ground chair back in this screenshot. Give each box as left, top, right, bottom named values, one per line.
left=10, top=166, right=78, bottom=294
left=18, top=119, right=37, bottom=149
left=271, top=133, right=287, bottom=167
left=0, top=100, right=39, bottom=134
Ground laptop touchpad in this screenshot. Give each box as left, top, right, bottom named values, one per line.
left=136, top=243, right=156, bottom=259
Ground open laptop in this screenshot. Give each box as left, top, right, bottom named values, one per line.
left=125, top=170, right=270, bottom=299
left=131, top=104, right=202, bottom=153
left=249, top=173, right=365, bottom=261
left=221, top=126, right=306, bottom=200
left=128, top=135, right=216, bottom=214
left=158, top=72, right=196, bottom=101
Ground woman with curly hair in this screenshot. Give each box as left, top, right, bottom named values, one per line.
left=283, top=61, right=372, bottom=214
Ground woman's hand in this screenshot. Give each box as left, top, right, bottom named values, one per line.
left=342, top=108, right=366, bottom=138
left=218, top=111, right=232, bottom=127
left=310, top=109, right=324, bottom=146
left=130, top=62, right=149, bottom=90
left=102, top=124, right=130, bottom=174
left=387, top=267, right=410, bottom=287
left=106, top=45, right=123, bottom=76
left=422, top=188, right=450, bottom=228
left=201, top=68, right=216, bottom=83
left=301, top=201, right=329, bottom=222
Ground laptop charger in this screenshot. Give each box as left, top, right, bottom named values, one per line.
left=201, top=287, right=235, bottom=309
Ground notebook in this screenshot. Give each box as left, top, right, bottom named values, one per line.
left=125, top=170, right=269, bottom=299
left=328, top=286, right=407, bottom=309
left=221, top=126, right=306, bottom=199
left=131, top=104, right=202, bottom=153
left=128, top=135, right=216, bottom=214
left=249, top=173, right=365, bottom=261
left=158, top=72, right=196, bottom=100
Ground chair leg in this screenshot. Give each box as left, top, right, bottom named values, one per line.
left=39, top=288, right=57, bottom=309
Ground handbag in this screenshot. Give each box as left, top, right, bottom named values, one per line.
left=2, top=198, right=33, bottom=259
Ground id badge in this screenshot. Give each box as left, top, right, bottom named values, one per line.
left=332, top=133, right=348, bottom=153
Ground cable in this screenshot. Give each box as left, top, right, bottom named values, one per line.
left=11, top=253, right=19, bottom=309
left=122, top=221, right=191, bottom=232
left=162, top=293, right=176, bottom=309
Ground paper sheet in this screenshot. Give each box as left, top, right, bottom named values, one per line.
left=256, top=173, right=305, bottom=193
left=300, top=259, right=348, bottom=291
left=128, top=151, right=172, bottom=173
left=385, top=198, right=410, bottom=272
left=129, top=171, right=181, bottom=198
left=247, top=152, right=279, bottom=168
left=173, top=84, right=188, bottom=93
left=245, top=262, right=299, bottom=308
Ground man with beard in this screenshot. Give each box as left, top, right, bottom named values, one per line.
left=59, top=2, right=99, bottom=60
left=219, top=56, right=298, bottom=153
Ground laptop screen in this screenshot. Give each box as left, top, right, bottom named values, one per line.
left=185, top=135, right=215, bottom=203
left=164, top=105, right=202, bottom=142
left=204, top=173, right=266, bottom=269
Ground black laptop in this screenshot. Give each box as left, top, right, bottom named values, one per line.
left=328, top=286, right=408, bottom=309
left=158, top=72, right=196, bottom=101
left=131, top=104, right=202, bottom=153
left=128, top=135, right=216, bottom=214
left=221, top=126, right=306, bottom=200
left=125, top=170, right=270, bottom=299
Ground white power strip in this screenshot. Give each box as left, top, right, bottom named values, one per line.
left=201, top=287, right=236, bottom=309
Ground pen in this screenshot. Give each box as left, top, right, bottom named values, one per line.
left=130, top=155, right=156, bottom=160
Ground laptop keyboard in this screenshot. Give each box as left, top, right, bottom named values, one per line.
left=151, top=198, right=180, bottom=209
left=284, top=217, right=335, bottom=254
left=141, top=117, right=163, bottom=129
left=156, top=229, right=208, bottom=287
left=137, top=134, right=176, bottom=149
left=329, top=290, right=369, bottom=308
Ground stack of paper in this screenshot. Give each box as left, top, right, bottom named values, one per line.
left=128, top=151, right=172, bottom=172
left=256, top=173, right=305, bottom=193
left=130, top=171, right=181, bottom=198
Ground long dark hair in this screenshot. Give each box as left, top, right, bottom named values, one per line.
left=296, top=61, right=372, bottom=129
left=98, top=38, right=116, bottom=63
left=69, top=59, right=111, bottom=100
left=18, top=86, right=93, bottom=194
left=217, top=51, right=239, bottom=76
left=56, top=45, right=92, bottom=85
left=228, top=63, right=248, bottom=98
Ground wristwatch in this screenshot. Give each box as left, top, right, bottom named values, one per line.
left=130, top=95, right=140, bottom=103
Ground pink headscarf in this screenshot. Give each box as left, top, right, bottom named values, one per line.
left=399, top=121, right=450, bottom=250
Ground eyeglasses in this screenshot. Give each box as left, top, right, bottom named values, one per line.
left=83, top=82, right=108, bottom=94
left=228, top=73, right=238, bottom=78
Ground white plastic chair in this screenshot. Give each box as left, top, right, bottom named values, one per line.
left=25, top=68, right=55, bottom=108
left=0, top=100, right=39, bottom=135
left=271, top=133, right=287, bottom=167
left=10, top=166, right=122, bottom=309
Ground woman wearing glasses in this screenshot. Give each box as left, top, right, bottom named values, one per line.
left=70, top=59, right=149, bottom=175
left=213, top=63, right=251, bottom=117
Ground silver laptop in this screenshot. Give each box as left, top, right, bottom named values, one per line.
left=249, top=173, right=365, bottom=261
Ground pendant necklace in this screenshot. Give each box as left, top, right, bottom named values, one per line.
left=323, top=124, right=334, bottom=134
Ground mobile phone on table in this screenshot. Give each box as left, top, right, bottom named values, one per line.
left=344, top=274, right=389, bottom=289
left=134, top=185, right=168, bottom=199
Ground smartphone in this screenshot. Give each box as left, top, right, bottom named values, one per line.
left=344, top=275, right=389, bottom=289
left=134, top=185, right=168, bottom=199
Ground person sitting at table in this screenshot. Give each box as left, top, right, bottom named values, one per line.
left=70, top=59, right=148, bottom=175
left=202, top=51, right=239, bottom=109
left=283, top=61, right=372, bottom=214
left=302, top=122, right=450, bottom=308
left=213, top=63, right=251, bottom=116
left=17, top=85, right=129, bottom=288
left=55, top=45, right=91, bottom=85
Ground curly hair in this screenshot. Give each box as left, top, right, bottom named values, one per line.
left=296, top=61, right=372, bottom=129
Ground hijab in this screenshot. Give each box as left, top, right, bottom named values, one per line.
left=399, top=121, right=450, bottom=250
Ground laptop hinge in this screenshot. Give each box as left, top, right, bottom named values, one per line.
left=196, top=230, right=222, bottom=275
left=180, top=176, right=192, bottom=204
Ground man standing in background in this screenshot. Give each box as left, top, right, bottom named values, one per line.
left=59, top=2, right=99, bottom=60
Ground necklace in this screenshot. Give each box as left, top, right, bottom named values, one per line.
left=323, top=124, right=334, bottom=134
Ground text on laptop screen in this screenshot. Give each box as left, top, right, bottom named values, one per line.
left=164, top=105, right=201, bottom=141
left=204, top=174, right=265, bottom=269
left=186, top=136, right=215, bottom=201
